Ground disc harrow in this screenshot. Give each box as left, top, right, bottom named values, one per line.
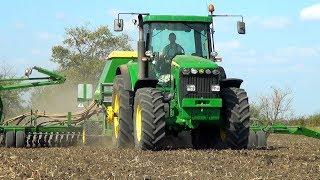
left=0, top=101, right=106, bottom=148
left=25, top=132, right=81, bottom=148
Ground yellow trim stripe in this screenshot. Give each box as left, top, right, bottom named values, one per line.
left=107, top=51, right=138, bottom=59
left=171, top=61, right=180, bottom=67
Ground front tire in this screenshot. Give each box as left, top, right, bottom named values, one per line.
left=111, top=75, right=134, bottom=148
left=221, top=87, right=250, bottom=149
left=133, top=88, right=166, bottom=150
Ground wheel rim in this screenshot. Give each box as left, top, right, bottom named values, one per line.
left=114, top=117, right=119, bottom=139
left=113, top=94, right=120, bottom=115
left=113, top=94, right=120, bottom=139
left=135, top=105, right=142, bottom=142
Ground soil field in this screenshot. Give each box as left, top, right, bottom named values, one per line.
left=0, top=134, right=319, bottom=179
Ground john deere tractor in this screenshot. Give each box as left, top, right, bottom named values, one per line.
left=96, top=5, right=250, bottom=150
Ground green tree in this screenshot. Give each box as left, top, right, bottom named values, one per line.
left=0, top=62, right=27, bottom=119
left=31, top=25, right=132, bottom=112
left=52, top=25, right=132, bottom=83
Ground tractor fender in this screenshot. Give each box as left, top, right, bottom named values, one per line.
left=220, top=78, right=243, bottom=88
left=134, top=78, right=158, bottom=91
left=116, top=65, right=132, bottom=90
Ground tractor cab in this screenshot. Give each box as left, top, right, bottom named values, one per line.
left=114, top=12, right=245, bottom=86
left=142, top=15, right=213, bottom=81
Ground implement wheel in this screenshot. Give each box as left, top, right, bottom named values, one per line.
left=111, top=75, right=134, bottom=148
left=257, top=131, right=267, bottom=149
left=5, top=131, right=15, bottom=148
left=16, top=131, right=26, bottom=148
left=247, top=130, right=257, bottom=149
left=133, top=88, right=166, bottom=150
left=221, top=87, right=250, bottom=149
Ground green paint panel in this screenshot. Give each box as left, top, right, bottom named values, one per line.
left=0, top=66, right=65, bottom=91
left=173, top=55, right=218, bottom=69
left=251, top=124, right=320, bottom=139
left=181, top=98, right=222, bottom=108
left=175, top=107, right=221, bottom=129
left=168, top=55, right=222, bottom=129
left=94, top=57, right=136, bottom=101
left=144, top=15, right=212, bottom=23
left=127, top=61, right=139, bottom=90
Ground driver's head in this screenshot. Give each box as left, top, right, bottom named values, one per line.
left=169, top=33, right=176, bottom=44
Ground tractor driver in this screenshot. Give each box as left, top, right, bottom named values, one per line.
left=155, top=33, right=184, bottom=76
left=162, top=33, right=184, bottom=60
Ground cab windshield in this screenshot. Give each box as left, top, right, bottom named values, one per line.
left=144, top=22, right=210, bottom=83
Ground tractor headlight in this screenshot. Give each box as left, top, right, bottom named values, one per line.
left=212, top=69, right=220, bottom=75
left=191, top=68, right=198, bottom=74
left=186, top=84, right=196, bottom=92
left=211, top=85, right=220, bottom=92
left=205, top=69, right=212, bottom=75
left=182, top=68, right=191, bottom=75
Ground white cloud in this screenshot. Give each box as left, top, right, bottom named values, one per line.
left=246, top=16, right=291, bottom=29
left=300, top=3, right=320, bottom=21
left=14, top=22, right=25, bottom=29
left=256, top=46, right=319, bottom=66
left=275, top=47, right=320, bottom=58
left=31, top=49, right=42, bottom=56
left=107, top=9, right=118, bottom=17
left=260, top=17, right=291, bottom=29
left=216, top=40, right=241, bottom=50
left=55, top=12, right=66, bottom=21
left=38, top=32, right=51, bottom=40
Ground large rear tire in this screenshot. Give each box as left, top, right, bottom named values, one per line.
left=111, top=75, right=134, bottom=148
left=221, top=87, right=250, bottom=149
left=133, top=88, right=166, bottom=150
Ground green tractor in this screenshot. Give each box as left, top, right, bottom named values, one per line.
left=96, top=6, right=250, bottom=150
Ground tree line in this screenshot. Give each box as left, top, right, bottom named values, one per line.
left=251, top=87, right=320, bottom=127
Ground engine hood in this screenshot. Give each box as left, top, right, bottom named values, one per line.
left=171, top=55, right=218, bottom=69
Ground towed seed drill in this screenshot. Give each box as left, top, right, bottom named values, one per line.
left=0, top=66, right=99, bottom=147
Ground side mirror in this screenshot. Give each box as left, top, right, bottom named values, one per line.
left=237, top=21, right=246, bottom=34
left=114, top=19, right=124, bottom=32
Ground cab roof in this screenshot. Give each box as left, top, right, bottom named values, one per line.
left=143, top=15, right=212, bottom=23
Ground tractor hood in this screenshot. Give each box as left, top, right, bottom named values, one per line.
left=172, top=55, right=218, bottom=69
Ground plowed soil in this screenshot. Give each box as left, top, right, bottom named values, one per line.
left=0, top=134, right=319, bottom=179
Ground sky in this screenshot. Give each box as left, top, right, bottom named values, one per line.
left=0, top=0, right=320, bottom=116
